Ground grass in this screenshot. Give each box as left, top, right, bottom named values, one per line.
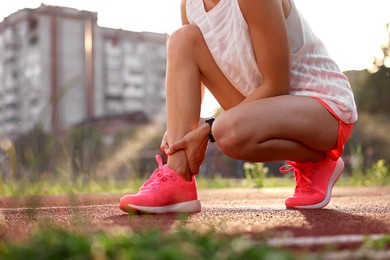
left=0, top=177, right=142, bottom=196
left=0, top=176, right=297, bottom=196
left=0, top=225, right=296, bottom=260
left=1, top=225, right=389, bottom=260
left=0, top=157, right=388, bottom=196
left=1, top=168, right=390, bottom=197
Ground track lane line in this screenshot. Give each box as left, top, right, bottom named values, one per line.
left=267, top=233, right=388, bottom=247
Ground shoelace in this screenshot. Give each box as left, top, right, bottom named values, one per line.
left=142, top=172, right=178, bottom=191
left=139, top=155, right=164, bottom=190
left=140, top=155, right=177, bottom=191
left=280, top=161, right=314, bottom=192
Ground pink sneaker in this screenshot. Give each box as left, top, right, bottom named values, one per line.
left=280, top=157, right=344, bottom=209
left=120, top=155, right=201, bottom=214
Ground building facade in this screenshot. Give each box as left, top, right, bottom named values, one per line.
left=0, top=5, right=167, bottom=139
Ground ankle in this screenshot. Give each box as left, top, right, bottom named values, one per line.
left=295, top=152, right=326, bottom=164
left=313, top=152, right=326, bottom=162
left=168, top=163, right=192, bottom=181
left=167, top=153, right=192, bottom=181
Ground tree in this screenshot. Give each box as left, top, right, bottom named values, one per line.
left=372, top=23, right=390, bottom=70
left=358, top=23, right=390, bottom=115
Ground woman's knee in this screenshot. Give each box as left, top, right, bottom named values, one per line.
left=167, top=25, right=203, bottom=58
left=213, top=113, right=248, bottom=159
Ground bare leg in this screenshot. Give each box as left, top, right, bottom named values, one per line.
left=213, top=95, right=339, bottom=163
left=165, top=26, right=201, bottom=180
left=165, top=25, right=244, bottom=180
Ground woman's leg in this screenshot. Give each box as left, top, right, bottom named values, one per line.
left=213, top=95, right=339, bottom=163
left=165, top=25, right=245, bottom=180
left=210, top=95, right=342, bottom=209
left=118, top=25, right=247, bottom=213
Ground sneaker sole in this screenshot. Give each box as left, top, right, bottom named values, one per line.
left=290, top=158, right=344, bottom=209
left=125, top=200, right=201, bottom=214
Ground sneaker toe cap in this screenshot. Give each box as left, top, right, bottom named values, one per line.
left=285, top=193, right=325, bottom=209
left=119, top=193, right=161, bottom=210
left=119, top=194, right=138, bottom=212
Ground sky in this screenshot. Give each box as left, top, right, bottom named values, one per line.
left=1, top=0, right=389, bottom=71
left=1, top=0, right=389, bottom=116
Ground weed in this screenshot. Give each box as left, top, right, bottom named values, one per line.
left=243, top=162, right=269, bottom=188
left=366, top=159, right=390, bottom=185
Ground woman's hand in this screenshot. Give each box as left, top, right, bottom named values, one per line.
left=165, top=124, right=210, bottom=175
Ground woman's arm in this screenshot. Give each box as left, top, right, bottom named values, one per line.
left=239, top=0, right=291, bottom=104
left=181, top=0, right=189, bottom=25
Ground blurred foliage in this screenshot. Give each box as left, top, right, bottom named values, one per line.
left=0, top=134, right=17, bottom=181
left=341, top=144, right=390, bottom=186
left=356, top=66, right=390, bottom=115
left=0, top=225, right=296, bottom=260
left=13, top=125, right=59, bottom=181
left=243, top=162, right=269, bottom=188
left=344, top=22, right=390, bottom=166
left=68, top=126, right=105, bottom=182
left=353, top=23, right=390, bottom=115
left=5, top=121, right=164, bottom=184
left=1, top=224, right=389, bottom=260
left=366, top=159, right=390, bottom=185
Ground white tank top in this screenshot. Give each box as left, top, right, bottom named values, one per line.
left=186, top=0, right=358, bottom=124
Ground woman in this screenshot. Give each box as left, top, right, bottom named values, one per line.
left=120, top=0, right=357, bottom=214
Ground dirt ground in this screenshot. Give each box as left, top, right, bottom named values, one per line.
left=1, top=186, right=390, bottom=247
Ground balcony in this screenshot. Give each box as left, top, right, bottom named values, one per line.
left=122, top=72, right=144, bottom=85
left=124, top=86, right=144, bottom=98
left=106, top=101, right=123, bottom=115
left=3, top=93, right=18, bottom=105
left=3, top=122, right=18, bottom=133
left=106, top=69, right=121, bottom=83
left=3, top=109, right=18, bottom=120
left=106, top=84, right=123, bottom=97
left=124, top=100, right=142, bottom=112
left=124, top=55, right=143, bottom=69
left=106, top=55, right=121, bottom=68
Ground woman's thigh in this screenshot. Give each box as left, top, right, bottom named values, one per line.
left=213, top=95, right=339, bottom=154
left=170, top=25, right=246, bottom=109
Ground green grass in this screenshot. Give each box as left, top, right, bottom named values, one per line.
left=0, top=158, right=389, bottom=196
left=0, top=176, right=297, bottom=196
left=1, top=225, right=389, bottom=260
left=0, top=177, right=144, bottom=196
left=1, top=173, right=389, bottom=197
left=0, top=225, right=295, bottom=260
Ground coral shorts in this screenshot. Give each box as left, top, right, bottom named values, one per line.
left=311, top=97, right=354, bottom=160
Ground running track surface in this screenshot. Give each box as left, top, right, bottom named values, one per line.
left=1, top=186, right=389, bottom=250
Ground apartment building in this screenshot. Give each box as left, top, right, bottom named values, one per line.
left=0, top=5, right=167, bottom=139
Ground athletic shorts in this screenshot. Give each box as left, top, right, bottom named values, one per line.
left=311, top=97, right=354, bottom=160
